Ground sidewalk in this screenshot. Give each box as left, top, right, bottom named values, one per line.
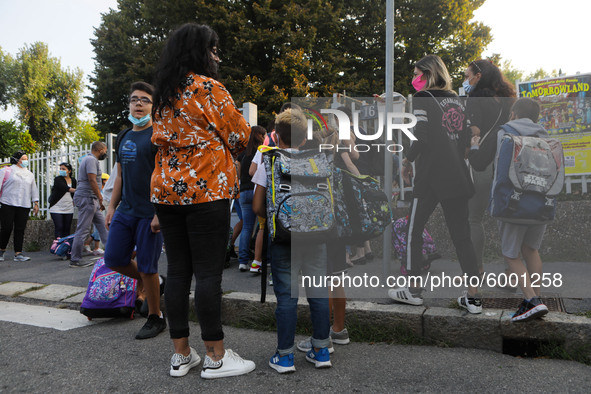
left=1, top=249, right=590, bottom=361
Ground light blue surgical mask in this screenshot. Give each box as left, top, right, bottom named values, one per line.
left=128, top=113, right=151, bottom=127
left=59, top=170, right=67, bottom=177
left=20, top=160, right=29, bottom=168
left=463, top=78, right=474, bottom=95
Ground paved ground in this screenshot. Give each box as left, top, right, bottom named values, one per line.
left=1, top=221, right=590, bottom=392
left=1, top=315, right=590, bottom=393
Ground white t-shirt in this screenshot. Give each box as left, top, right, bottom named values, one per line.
left=252, top=159, right=267, bottom=189
left=49, top=185, right=74, bottom=214
left=252, top=150, right=263, bottom=167
left=0, top=165, right=39, bottom=208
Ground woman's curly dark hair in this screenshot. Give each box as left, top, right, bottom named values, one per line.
left=468, top=59, right=515, bottom=98
left=152, top=23, right=219, bottom=117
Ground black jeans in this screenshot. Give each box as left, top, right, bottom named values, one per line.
left=155, top=200, right=230, bottom=341
left=406, top=193, right=479, bottom=279
left=0, top=204, right=30, bottom=253
left=51, top=213, right=73, bottom=239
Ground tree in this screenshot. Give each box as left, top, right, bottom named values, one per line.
left=67, top=120, right=101, bottom=146
left=7, top=42, right=86, bottom=150
left=89, top=0, right=492, bottom=129
left=0, top=47, right=16, bottom=109
left=0, top=120, right=37, bottom=159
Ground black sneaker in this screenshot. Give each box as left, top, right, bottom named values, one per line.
left=511, top=297, right=548, bottom=322
left=135, top=314, right=167, bottom=339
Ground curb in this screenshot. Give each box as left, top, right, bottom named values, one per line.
left=220, top=292, right=591, bottom=359
left=2, top=282, right=590, bottom=362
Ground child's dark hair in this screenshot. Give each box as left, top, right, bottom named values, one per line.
left=511, top=98, right=541, bottom=123
left=245, top=125, right=266, bottom=156
left=129, top=81, right=154, bottom=97
left=274, top=109, right=307, bottom=147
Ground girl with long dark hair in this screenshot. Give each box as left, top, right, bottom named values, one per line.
left=237, top=125, right=266, bottom=272
left=464, top=59, right=516, bottom=274
left=151, top=23, right=255, bottom=379
left=48, top=162, right=77, bottom=239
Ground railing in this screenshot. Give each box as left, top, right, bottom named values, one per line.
left=1, top=144, right=94, bottom=218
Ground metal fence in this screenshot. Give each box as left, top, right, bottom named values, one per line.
left=1, top=144, right=94, bottom=218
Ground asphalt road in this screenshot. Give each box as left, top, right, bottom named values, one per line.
left=1, top=315, right=590, bottom=393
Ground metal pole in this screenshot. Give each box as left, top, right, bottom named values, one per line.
left=383, top=0, right=394, bottom=281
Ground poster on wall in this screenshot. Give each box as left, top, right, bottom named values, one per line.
left=517, top=74, right=591, bottom=176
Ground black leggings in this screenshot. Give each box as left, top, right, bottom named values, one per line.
left=0, top=204, right=30, bottom=253
left=406, top=193, right=479, bottom=279
left=51, top=213, right=74, bottom=239
left=155, top=200, right=230, bottom=341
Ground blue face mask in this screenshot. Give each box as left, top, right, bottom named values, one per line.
left=463, top=78, right=474, bottom=94
left=59, top=170, right=67, bottom=177
left=20, top=160, right=29, bottom=168
left=128, top=113, right=151, bottom=127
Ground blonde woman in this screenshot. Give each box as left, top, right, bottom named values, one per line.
left=388, top=55, right=481, bottom=313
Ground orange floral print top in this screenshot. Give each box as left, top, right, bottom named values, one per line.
left=151, top=72, right=250, bottom=205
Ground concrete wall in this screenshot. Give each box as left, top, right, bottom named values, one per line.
left=11, top=200, right=591, bottom=262
left=380, top=199, right=590, bottom=263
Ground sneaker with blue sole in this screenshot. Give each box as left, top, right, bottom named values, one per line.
left=305, top=347, right=332, bottom=368
left=269, top=352, right=295, bottom=373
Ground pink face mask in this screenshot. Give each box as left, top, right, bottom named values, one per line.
left=412, top=74, right=426, bottom=92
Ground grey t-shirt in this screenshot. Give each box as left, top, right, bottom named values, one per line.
left=75, top=154, right=102, bottom=198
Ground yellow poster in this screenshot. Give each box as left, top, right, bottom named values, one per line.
left=553, top=132, right=591, bottom=175
left=518, top=73, right=591, bottom=176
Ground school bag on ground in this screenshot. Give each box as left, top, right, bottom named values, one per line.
left=490, top=124, right=565, bottom=224
left=391, top=216, right=439, bottom=275
left=262, top=147, right=336, bottom=244
left=49, top=234, right=75, bottom=260
left=332, top=168, right=393, bottom=242
left=80, top=258, right=137, bottom=320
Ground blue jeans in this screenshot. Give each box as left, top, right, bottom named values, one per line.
left=238, top=189, right=256, bottom=265
left=270, top=241, right=330, bottom=355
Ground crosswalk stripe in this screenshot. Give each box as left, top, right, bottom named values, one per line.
left=0, top=301, right=107, bottom=331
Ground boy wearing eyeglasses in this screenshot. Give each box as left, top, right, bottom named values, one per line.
left=104, top=81, right=166, bottom=340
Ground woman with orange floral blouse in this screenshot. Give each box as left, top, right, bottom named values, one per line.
left=151, top=23, right=255, bottom=379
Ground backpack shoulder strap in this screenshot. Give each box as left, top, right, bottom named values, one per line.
left=500, top=124, right=519, bottom=136
left=114, top=127, right=133, bottom=158
left=421, top=90, right=446, bottom=115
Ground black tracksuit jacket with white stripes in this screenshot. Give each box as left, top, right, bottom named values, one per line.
left=406, top=90, right=474, bottom=200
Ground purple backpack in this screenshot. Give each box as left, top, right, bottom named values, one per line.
left=80, top=258, right=137, bottom=320
left=392, top=216, right=437, bottom=275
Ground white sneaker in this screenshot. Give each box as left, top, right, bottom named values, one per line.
left=388, top=287, right=424, bottom=306
left=92, top=248, right=104, bottom=256
left=170, top=347, right=201, bottom=377
left=201, top=349, right=256, bottom=379
left=457, top=291, right=482, bottom=314
left=238, top=263, right=249, bottom=272
left=83, top=245, right=93, bottom=254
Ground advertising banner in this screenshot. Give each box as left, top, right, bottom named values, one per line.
left=517, top=74, right=591, bottom=175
